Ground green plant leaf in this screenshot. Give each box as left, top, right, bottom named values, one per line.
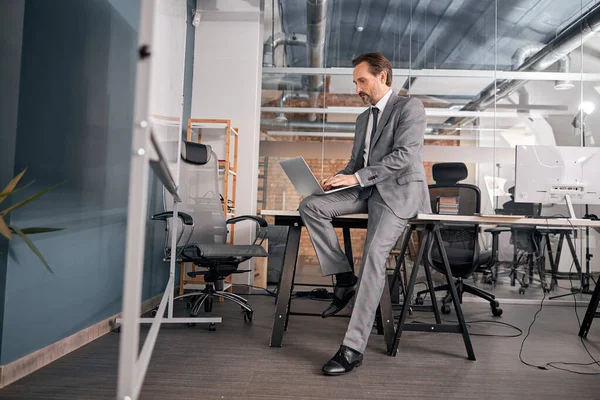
left=0, top=169, right=27, bottom=205
left=1, top=180, right=66, bottom=217
left=16, top=227, right=64, bottom=235
left=0, top=180, right=35, bottom=201
left=10, top=225, right=53, bottom=273
left=0, top=215, right=12, bottom=239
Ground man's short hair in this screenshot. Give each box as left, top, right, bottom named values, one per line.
left=352, top=52, right=393, bottom=86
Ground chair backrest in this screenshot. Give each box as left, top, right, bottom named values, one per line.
left=163, top=142, right=228, bottom=254
left=428, top=162, right=481, bottom=216
left=427, top=162, right=481, bottom=269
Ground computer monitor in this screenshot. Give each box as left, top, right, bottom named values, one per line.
left=514, top=145, right=600, bottom=218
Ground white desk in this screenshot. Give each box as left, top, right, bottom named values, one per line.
left=412, top=213, right=600, bottom=229
left=261, top=209, right=396, bottom=351
left=262, top=210, right=600, bottom=359
left=262, top=210, right=600, bottom=229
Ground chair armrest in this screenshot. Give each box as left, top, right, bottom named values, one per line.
left=151, top=211, right=193, bottom=225
left=226, top=215, right=268, bottom=245
left=227, top=215, right=268, bottom=228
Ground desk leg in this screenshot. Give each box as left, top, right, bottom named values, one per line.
left=579, top=279, right=600, bottom=338
left=378, top=279, right=395, bottom=353
left=342, top=227, right=354, bottom=272
left=390, top=229, right=413, bottom=294
left=554, top=233, right=565, bottom=273
left=433, top=226, right=476, bottom=361
left=536, top=234, right=548, bottom=293
left=270, top=224, right=302, bottom=347
left=391, top=229, right=429, bottom=357
left=545, top=233, right=557, bottom=291
left=565, top=233, right=585, bottom=288
left=423, top=246, right=442, bottom=324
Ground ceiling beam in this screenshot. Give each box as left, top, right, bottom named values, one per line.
left=373, top=0, right=403, bottom=54
left=433, top=1, right=496, bottom=69
left=405, top=0, right=432, bottom=64
left=410, top=0, right=467, bottom=69
left=349, top=0, right=373, bottom=61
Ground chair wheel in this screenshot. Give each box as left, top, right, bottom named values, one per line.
left=493, top=300, right=500, bottom=308
left=492, top=307, right=503, bottom=317
left=518, top=287, right=526, bottom=295
left=186, top=301, right=193, bottom=309
left=187, top=323, right=196, bottom=327
left=244, top=311, right=253, bottom=323
left=150, top=308, right=157, bottom=317
left=209, top=323, right=216, bottom=331
left=441, top=304, right=452, bottom=315
left=415, top=296, right=424, bottom=305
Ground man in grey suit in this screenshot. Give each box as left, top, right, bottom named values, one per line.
left=298, top=52, right=431, bottom=375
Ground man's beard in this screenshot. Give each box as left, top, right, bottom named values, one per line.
left=359, top=92, right=371, bottom=105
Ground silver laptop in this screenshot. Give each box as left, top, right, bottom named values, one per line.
left=279, top=157, right=358, bottom=196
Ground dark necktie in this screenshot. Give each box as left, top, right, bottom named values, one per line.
left=368, top=106, right=380, bottom=164
left=358, top=107, right=380, bottom=200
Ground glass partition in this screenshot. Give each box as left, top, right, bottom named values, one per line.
left=259, top=0, right=600, bottom=301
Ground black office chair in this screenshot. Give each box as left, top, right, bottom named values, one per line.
left=496, top=186, right=546, bottom=293
left=152, top=141, right=268, bottom=329
left=415, top=162, right=502, bottom=317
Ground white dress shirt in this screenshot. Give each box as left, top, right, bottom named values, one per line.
left=355, top=88, right=393, bottom=186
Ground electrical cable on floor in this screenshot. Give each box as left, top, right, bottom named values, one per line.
left=404, top=316, right=523, bottom=338
left=235, top=284, right=278, bottom=297
left=517, top=215, right=600, bottom=375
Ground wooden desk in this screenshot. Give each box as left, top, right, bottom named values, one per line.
left=261, top=210, right=396, bottom=352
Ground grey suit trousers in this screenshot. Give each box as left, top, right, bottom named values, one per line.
left=299, top=187, right=408, bottom=353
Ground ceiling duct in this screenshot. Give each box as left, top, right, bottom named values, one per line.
left=511, top=44, right=544, bottom=70
left=262, top=32, right=307, bottom=67
left=306, top=0, right=327, bottom=121
left=261, top=118, right=442, bottom=134
left=447, top=2, right=600, bottom=127
left=274, top=92, right=310, bottom=122
left=262, top=75, right=304, bottom=90
left=261, top=119, right=354, bottom=132
left=554, top=55, right=574, bottom=90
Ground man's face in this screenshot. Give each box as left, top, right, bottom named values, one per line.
left=353, top=61, right=386, bottom=105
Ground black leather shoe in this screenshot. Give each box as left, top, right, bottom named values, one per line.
left=322, top=345, right=363, bottom=376
left=321, top=276, right=358, bottom=318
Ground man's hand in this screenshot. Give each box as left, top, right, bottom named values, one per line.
left=321, top=174, right=359, bottom=190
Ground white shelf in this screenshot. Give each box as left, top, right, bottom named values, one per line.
left=190, top=122, right=229, bottom=128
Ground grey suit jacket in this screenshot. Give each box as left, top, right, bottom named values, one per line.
left=339, top=92, right=432, bottom=219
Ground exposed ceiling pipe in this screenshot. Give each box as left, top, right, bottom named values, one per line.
left=262, top=32, right=307, bottom=67
left=514, top=42, right=573, bottom=91
left=274, top=92, right=310, bottom=122
left=261, top=119, right=441, bottom=133
left=306, top=0, right=327, bottom=121
left=446, top=2, right=600, bottom=127
left=262, top=75, right=305, bottom=90
left=555, top=55, right=574, bottom=90
left=511, top=44, right=543, bottom=70
left=516, top=86, right=529, bottom=114
left=261, top=119, right=353, bottom=132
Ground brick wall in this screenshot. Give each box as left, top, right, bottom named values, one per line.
left=259, top=92, right=459, bottom=268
